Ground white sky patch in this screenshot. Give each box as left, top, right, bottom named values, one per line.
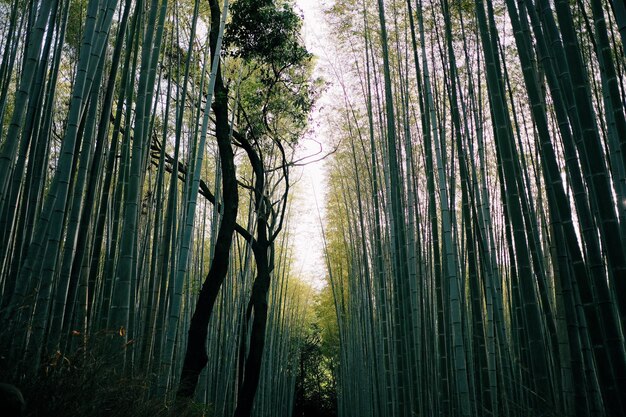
left=288, top=0, right=334, bottom=291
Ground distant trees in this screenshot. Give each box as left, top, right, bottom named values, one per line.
left=293, top=323, right=338, bottom=417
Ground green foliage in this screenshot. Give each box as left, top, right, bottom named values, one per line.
left=223, top=0, right=321, bottom=145
left=293, top=322, right=338, bottom=417
left=231, top=57, right=320, bottom=144
left=66, top=0, right=87, bottom=52
left=315, top=286, right=341, bottom=361
left=225, top=0, right=308, bottom=66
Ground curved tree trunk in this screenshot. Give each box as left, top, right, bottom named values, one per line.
left=176, top=0, right=238, bottom=399
left=232, top=132, right=271, bottom=417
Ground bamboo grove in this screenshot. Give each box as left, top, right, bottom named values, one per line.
left=321, top=0, right=626, bottom=416
left=0, top=0, right=320, bottom=415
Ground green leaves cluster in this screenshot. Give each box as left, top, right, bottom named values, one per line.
left=224, top=0, right=319, bottom=144
left=225, top=0, right=308, bottom=66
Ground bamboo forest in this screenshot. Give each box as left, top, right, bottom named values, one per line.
left=1, top=0, right=626, bottom=415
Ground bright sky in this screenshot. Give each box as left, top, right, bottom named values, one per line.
left=288, top=0, right=333, bottom=290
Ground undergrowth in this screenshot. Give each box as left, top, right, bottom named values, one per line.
left=0, top=336, right=212, bottom=417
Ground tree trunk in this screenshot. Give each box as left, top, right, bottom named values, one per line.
left=176, top=0, right=238, bottom=399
